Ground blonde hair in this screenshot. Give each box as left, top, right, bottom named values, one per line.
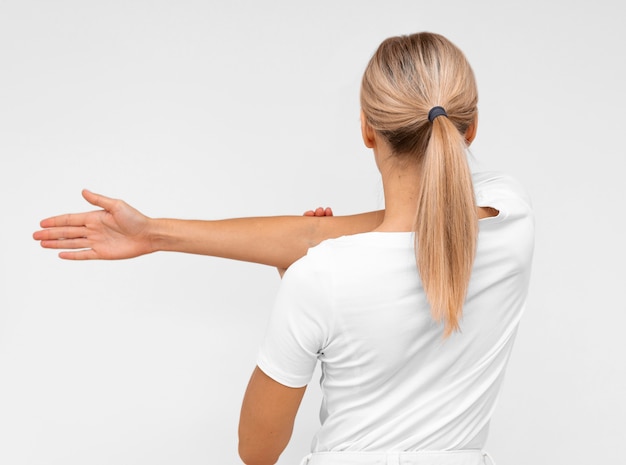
left=360, top=32, right=479, bottom=336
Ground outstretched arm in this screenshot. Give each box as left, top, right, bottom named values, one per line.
left=33, top=190, right=384, bottom=269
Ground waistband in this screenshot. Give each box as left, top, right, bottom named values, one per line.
left=300, top=450, right=495, bottom=465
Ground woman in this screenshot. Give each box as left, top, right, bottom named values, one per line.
left=34, top=32, right=534, bottom=465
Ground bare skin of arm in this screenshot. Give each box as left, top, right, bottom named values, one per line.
left=238, top=367, right=306, bottom=465
left=33, top=190, right=384, bottom=269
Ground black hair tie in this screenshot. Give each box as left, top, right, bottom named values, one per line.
left=428, top=106, right=448, bottom=122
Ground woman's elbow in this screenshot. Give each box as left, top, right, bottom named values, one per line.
left=238, top=443, right=279, bottom=465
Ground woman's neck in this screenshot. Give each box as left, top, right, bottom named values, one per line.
left=374, top=152, right=422, bottom=232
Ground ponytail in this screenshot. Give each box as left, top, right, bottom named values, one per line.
left=416, top=114, right=477, bottom=336
left=360, top=32, right=479, bottom=336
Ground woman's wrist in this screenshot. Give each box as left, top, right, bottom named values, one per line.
left=147, top=217, right=185, bottom=255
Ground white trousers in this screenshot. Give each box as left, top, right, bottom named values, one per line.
left=300, top=450, right=495, bottom=465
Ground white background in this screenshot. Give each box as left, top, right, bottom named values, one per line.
left=1, top=1, right=625, bottom=464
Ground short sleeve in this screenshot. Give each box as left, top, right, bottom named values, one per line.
left=257, top=250, right=333, bottom=388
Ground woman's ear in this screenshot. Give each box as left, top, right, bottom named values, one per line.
left=465, top=117, right=478, bottom=146
left=360, top=111, right=376, bottom=149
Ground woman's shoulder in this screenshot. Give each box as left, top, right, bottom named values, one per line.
left=473, top=171, right=534, bottom=222
left=473, top=171, right=531, bottom=202
left=290, top=233, right=413, bottom=278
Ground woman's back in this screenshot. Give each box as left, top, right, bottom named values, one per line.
left=258, top=172, right=534, bottom=452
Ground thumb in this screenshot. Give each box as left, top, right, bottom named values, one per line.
left=82, top=189, right=116, bottom=210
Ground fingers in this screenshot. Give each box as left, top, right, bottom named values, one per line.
left=38, top=211, right=95, bottom=228
left=82, top=189, right=116, bottom=210
left=303, top=207, right=334, bottom=217
left=37, top=190, right=115, bottom=228
left=39, top=237, right=91, bottom=250
left=39, top=214, right=72, bottom=229
left=58, top=249, right=98, bottom=260
left=34, top=190, right=116, bottom=261
left=34, top=227, right=100, bottom=259
left=33, top=226, right=87, bottom=241
left=34, top=226, right=91, bottom=252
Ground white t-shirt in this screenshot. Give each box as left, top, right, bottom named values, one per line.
left=257, top=171, right=535, bottom=452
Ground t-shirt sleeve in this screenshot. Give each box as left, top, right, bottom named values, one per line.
left=257, top=250, right=333, bottom=388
